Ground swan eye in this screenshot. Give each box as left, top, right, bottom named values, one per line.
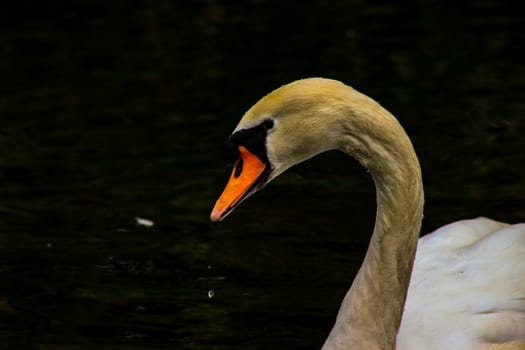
left=262, top=119, right=274, bottom=130
left=227, top=120, right=272, bottom=165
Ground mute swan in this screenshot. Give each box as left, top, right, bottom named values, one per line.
left=209, top=78, right=525, bottom=349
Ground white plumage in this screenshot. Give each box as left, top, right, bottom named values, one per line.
left=399, top=217, right=525, bottom=349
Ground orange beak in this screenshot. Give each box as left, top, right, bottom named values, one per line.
left=210, top=146, right=267, bottom=222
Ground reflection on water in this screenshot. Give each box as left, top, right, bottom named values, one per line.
left=2, top=1, right=524, bottom=349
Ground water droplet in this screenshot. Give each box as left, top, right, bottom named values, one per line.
left=208, top=289, right=215, bottom=298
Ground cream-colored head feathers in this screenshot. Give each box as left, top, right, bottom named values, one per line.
left=233, top=78, right=413, bottom=183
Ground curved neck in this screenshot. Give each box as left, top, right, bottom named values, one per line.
left=321, top=92, right=424, bottom=349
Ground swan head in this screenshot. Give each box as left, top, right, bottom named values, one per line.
left=210, top=78, right=351, bottom=222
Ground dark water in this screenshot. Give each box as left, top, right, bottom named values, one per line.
left=2, top=1, right=524, bottom=349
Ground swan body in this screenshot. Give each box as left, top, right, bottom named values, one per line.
left=400, top=217, right=525, bottom=349
left=210, top=78, right=525, bottom=349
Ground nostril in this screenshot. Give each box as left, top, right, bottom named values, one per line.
left=234, top=158, right=243, bottom=178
